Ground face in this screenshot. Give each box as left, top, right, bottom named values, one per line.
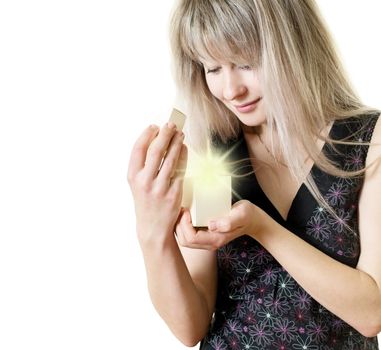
left=201, top=59, right=266, bottom=127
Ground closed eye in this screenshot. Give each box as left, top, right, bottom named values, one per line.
left=206, top=67, right=221, bottom=74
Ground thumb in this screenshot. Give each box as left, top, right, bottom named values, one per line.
left=208, top=216, right=232, bottom=232
left=208, top=200, right=250, bottom=232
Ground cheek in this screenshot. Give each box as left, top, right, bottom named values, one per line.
left=205, top=76, right=222, bottom=100
left=253, top=72, right=263, bottom=95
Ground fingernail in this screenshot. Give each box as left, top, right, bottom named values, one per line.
left=209, top=221, right=217, bottom=231
left=167, top=122, right=177, bottom=129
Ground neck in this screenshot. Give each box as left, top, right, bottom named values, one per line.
left=242, top=123, right=287, bottom=168
left=242, top=123, right=281, bottom=152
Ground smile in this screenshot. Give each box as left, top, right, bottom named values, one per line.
left=234, top=97, right=262, bottom=113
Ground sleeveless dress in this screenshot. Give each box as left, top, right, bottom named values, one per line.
left=200, top=114, right=380, bottom=350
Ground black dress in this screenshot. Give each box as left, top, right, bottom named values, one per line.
left=200, top=114, right=380, bottom=350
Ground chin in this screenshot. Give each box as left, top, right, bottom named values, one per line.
left=238, top=113, right=266, bottom=128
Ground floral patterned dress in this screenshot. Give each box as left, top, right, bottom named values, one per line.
left=200, top=114, right=380, bottom=350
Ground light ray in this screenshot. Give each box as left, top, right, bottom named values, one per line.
left=185, top=140, right=245, bottom=201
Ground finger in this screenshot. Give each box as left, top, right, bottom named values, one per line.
left=176, top=207, right=192, bottom=230
left=208, top=217, right=233, bottom=233
left=157, top=131, right=185, bottom=183
left=176, top=209, right=203, bottom=247
left=208, top=202, right=246, bottom=233
left=176, top=226, right=213, bottom=250
left=145, top=122, right=178, bottom=178
left=127, top=125, right=159, bottom=180
left=177, top=209, right=224, bottom=249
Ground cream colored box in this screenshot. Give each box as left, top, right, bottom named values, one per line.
left=182, top=175, right=232, bottom=227
left=169, top=108, right=186, bottom=130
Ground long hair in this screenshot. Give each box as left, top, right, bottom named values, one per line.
left=169, top=0, right=379, bottom=226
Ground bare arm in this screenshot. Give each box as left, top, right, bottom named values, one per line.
left=128, top=124, right=217, bottom=346
left=140, top=235, right=217, bottom=347
left=253, top=209, right=381, bottom=337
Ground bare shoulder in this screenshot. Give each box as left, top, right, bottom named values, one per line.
left=356, top=113, right=381, bottom=281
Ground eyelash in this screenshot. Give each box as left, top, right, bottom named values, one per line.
left=206, top=65, right=252, bottom=74
left=206, top=68, right=221, bottom=74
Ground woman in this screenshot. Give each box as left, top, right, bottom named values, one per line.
left=128, top=0, right=381, bottom=349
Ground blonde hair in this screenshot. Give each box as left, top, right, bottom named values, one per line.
left=169, top=0, right=379, bottom=225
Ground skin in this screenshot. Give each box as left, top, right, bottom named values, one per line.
left=128, top=123, right=215, bottom=346
left=201, top=60, right=266, bottom=129
left=128, top=60, right=381, bottom=345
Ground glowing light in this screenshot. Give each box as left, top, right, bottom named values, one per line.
left=186, top=143, right=231, bottom=183
left=181, top=143, right=233, bottom=227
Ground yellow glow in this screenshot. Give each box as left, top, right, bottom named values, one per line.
left=181, top=143, right=234, bottom=226
left=183, top=141, right=243, bottom=202
left=186, top=143, right=230, bottom=184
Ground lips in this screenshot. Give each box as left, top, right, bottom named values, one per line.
left=234, top=97, right=262, bottom=113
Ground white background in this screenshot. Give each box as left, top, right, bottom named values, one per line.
left=0, top=1, right=380, bottom=349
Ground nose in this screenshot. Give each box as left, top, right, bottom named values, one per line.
left=222, top=72, right=247, bottom=101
